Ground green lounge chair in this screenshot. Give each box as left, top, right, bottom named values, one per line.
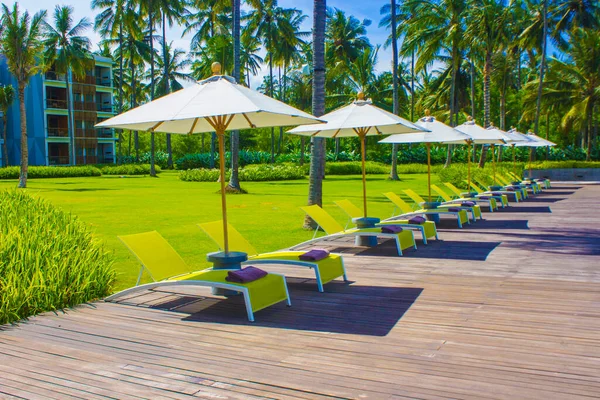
left=300, top=204, right=417, bottom=256
left=106, top=231, right=291, bottom=322
left=498, top=173, right=541, bottom=194
left=383, top=192, right=469, bottom=228
left=472, top=178, right=524, bottom=202
left=508, top=171, right=551, bottom=189
left=198, top=220, right=348, bottom=293
left=403, top=189, right=482, bottom=221
left=430, top=184, right=498, bottom=212
left=444, top=182, right=508, bottom=208
left=334, top=199, right=438, bottom=244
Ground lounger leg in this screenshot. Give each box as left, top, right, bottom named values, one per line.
left=283, top=277, right=292, bottom=307
left=242, top=293, right=255, bottom=322
left=313, top=266, right=324, bottom=293
left=341, top=259, right=349, bottom=282
left=457, top=216, right=463, bottom=228
left=395, top=237, right=403, bottom=256
left=420, top=226, right=427, bottom=245
left=135, top=266, right=144, bottom=286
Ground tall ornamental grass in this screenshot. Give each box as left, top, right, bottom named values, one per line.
left=0, top=190, right=115, bottom=324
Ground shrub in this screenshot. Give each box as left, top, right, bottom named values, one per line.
left=100, top=164, right=161, bottom=175
left=529, top=161, right=600, bottom=170
left=179, top=164, right=305, bottom=182
left=175, top=153, right=216, bottom=170
left=0, top=190, right=115, bottom=324
left=325, top=161, right=389, bottom=175
left=139, top=151, right=169, bottom=169
left=179, top=168, right=222, bottom=182
left=0, top=166, right=101, bottom=179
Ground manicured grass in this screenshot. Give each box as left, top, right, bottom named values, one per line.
left=0, top=171, right=431, bottom=291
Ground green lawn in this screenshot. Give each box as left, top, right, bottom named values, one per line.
left=0, top=171, right=430, bottom=291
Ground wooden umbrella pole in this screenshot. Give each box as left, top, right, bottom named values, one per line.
left=512, top=144, right=516, bottom=176
left=217, top=130, right=228, bottom=253
left=492, top=144, right=496, bottom=185
left=360, top=131, right=368, bottom=218
left=427, top=143, right=431, bottom=202
left=467, top=141, right=472, bottom=191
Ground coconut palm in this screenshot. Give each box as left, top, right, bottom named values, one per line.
left=148, top=42, right=194, bottom=97
left=43, top=5, right=93, bottom=166
left=305, top=0, right=326, bottom=229
left=229, top=0, right=242, bottom=191
left=184, top=0, right=230, bottom=51
left=240, top=30, right=263, bottom=87
left=0, top=84, right=15, bottom=167
left=0, top=4, right=46, bottom=188
left=326, top=8, right=371, bottom=72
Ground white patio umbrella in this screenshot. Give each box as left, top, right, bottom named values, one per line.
left=379, top=116, right=471, bottom=202
left=97, top=63, right=323, bottom=254
left=455, top=118, right=508, bottom=188
left=503, top=128, right=534, bottom=175
left=287, top=93, right=427, bottom=218
left=514, top=131, right=556, bottom=177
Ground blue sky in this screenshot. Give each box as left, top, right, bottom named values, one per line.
left=14, top=0, right=395, bottom=86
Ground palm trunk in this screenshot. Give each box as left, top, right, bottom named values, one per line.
left=163, top=12, right=173, bottom=169
left=118, top=21, right=124, bottom=165
left=411, top=49, right=415, bottom=121
left=546, top=112, right=550, bottom=159
left=586, top=103, right=593, bottom=161
left=17, top=84, right=27, bottom=188
left=300, top=137, right=305, bottom=166
left=479, top=50, right=492, bottom=168
left=210, top=133, right=216, bottom=168
left=269, top=52, right=275, bottom=163
left=228, top=0, right=242, bottom=191
left=446, top=41, right=459, bottom=167
left=534, top=0, right=548, bottom=135
left=497, top=91, right=506, bottom=162
left=470, top=56, right=475, bottom=119
left=149, top=7, right=156, bottom=177
left=277, top=66, right=283, bottom=154
left=2, top=113, right=8, bottom=167
left=130, top=45, right=139, bottom=162
left=389, top=0, right=400, bottom=181
left=65, top=73, right=75, bottom=165
left=305, top=0, right=326, bottom=229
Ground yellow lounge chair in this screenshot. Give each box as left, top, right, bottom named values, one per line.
left=430, top=184, right=498, bottom=212
left=334, top=199, right=438, bottom=244
left=198, top=221, right=347, bottom=293
left=443, top=182, right=508, bottom=208
left=508, top=171, right=551, bottom=189
left=106, top=231, right=291, bottom=322
left=383, top=192, right=469, bottom=228
left=472, top=178, right=524, bottom=201
left=300, top=205, right=416, bottom=256
left=498, top=173, right=541, bottom=194
left=403, top=189, right=482, bottom=221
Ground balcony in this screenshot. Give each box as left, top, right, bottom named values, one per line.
left=96, top=76, right=112, bottom=87
left=97, top=103, right=113, bottom=113
left=45, top=71, right=66, bottom=81
left=73, top=102, right=97, bottom=112
left=73, top=75, right=96, bottom=85
left=97, top=128, right=114, bottom=138
left=47, top=128, right=69, bottom=138
left=46, top=99, right=68, bottom=109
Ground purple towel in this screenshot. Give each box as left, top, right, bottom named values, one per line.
left=461, top=201, right=475, bottom=207
left=447, top=207, right=461, bottom=212
left=299, top=248, right=330, bottom=261
left=381, top=225, right=403, bottom=233
left=506, top=187, right=515, bottom=191
left=491, top=192, right=502, bottom=196
left=225, top=266, right=268, bottom=283
left=408, top=216, right=427, bottom=224
left=478, top=196, right=490, bottom=200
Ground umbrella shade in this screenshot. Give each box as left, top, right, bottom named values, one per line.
left=454, top=122, right=507, bottom=144
left=96, top=75, right=321, bottom=133
left=96, top=67, right=323, bottom=255
left=514, top=133, right=556, bottom=147
left=287, top=99, right=425, bottom=137
left=288, top=98, right=427, bottom=218
left=502, top=128, right=531, bottom=145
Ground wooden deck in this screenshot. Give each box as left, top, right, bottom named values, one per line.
left=1, top=184, right=600, bottom=399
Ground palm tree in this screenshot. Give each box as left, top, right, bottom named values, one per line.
left=43, top=5, right=93, bottom=166
left=228, top=0, right=242, bottom=192
left=305, top=0, right=326, bottom=229
left=150, top=42, right=194, bottom=97
left=0, top=84, right=15, bottom=167
left=0, top=4, right=46, bottom=188
left=240, top=29, right=263, bottom=87
left=326, top=8, right=371, bottom=71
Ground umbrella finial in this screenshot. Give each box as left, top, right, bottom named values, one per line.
left=357, top=91, right=365, bottom=101
left=424, top=109, right=431, bottom=116
left=211, top=62, right=222, bottom=75
left=467, top=115, right=473, bottom=121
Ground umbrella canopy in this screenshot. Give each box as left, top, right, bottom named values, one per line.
left=288, top=94, right=427, bottom=218
left=96, top=63, right=323, bottom=254
left=380, top=116, right=471, bottom=202
left=502, top=128, right=531, bottom=145
left=454, top=120, right=508, bottom=144
left=514, top=132, right=556, bottom=147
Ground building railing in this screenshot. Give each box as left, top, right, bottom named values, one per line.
left=97, top=128, right=114, bottom=138
left=73, top=102, right=97, bottom=112
left=73, top=75, right=96, bottom=85
left=96, top=77, right=112, bottom=87
left=47, top=128, right=69, bottom=138
left=46, top=99, right=68, bottom=109
left=48, top=156, right=70, bottom=165
left=97, top=103, right=113, bottom=113
left=45, top=71, right=66, bottom=81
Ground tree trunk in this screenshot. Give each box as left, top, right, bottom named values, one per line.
left=269, top=53, right=275, bottom=163
left=65, top=73, right=75, bottom=165
left=300, top=137, right=305, bottom=166
left=304, top=0, right=326, bottom=229
left=17, top=84, right=27, bottom=188
left=389, top=0, right=400, bottom=181
left=497, top=92, right=506, bottom=162
left=586, top=103, right=593, bottom=161
left=228, top=0, right=242, bottom=192
left=534, top=0, right=548, bottom=135
left=446, top=39, right=460, bottom=167
left=118, top=21, right=124, bottom=164
left=163, top=12, right=173, bottom=169
left=470, top=56, right=475, bottom=119
left=277, top=66, right=283, bottom=154
left=478, top=50, right=492, bottom=168
left=2, top=113, right=8, bottom=167
left=411, top=49, right=415, bottom=121
left=149, top=6, right=156, bottom=177
left=546, top=112, right=550, bottom=159
left=130, top=46, right=139, bottom=162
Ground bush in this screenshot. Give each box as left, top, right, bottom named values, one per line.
left=325, top=161, right=390, bottom=175
left=0, top=190, right=115, bottom=324
left=0, top=166, right=101, bottom=180
left=179, top=164, right=305, bottom=182
left=100, top=164, right=161, bottom=175
left=529, top=161, right=600, bottom=170
left=139, top=151, right=169, bottom=169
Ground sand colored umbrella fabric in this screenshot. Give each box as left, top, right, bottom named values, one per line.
left=96, top=63, right=323, bottom=253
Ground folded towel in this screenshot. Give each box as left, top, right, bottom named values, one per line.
left=299, top=248, right=330, bottom=261
left=408, top=216, right=427, bottom=224
left=478, top=196, right=490, bottom=200
left=381, top=225, right=403, bottom=233
left=461, top=201, right=475, bottom=207
left=506, top=187, right=515, bottom=191
left=447, top=207, right=461, bottom=212
left=491, top=192, right=502, bottom=196
left=226, top=266, right=268, bottom=283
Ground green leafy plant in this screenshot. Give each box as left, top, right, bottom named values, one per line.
left=179, top=164, right=305, bottom=182
left=0, top=190, right=115, bottom=324
left=100, top=164, right=161, bottom=175
left=0, top=166, right=101, bottom=179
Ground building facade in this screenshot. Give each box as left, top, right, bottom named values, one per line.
left=0, top=55, right=116, bottom=167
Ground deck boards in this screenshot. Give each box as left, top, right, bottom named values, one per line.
left=1, top=184, right=600, bottom=399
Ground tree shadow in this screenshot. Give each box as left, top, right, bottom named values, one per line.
left=55, top=188, right=117, bottom=192
left=156, top=283, right=424, bottom=336
left=491, top=231, right=600, bottom=256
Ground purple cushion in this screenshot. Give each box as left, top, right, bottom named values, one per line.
left=461, top=201, right=475, bottom=207
left=447, top=207, right=461, bottom=212
left=478, top=196, right=490, bottom=200
left=299, top=249, right=330, bottom=261
left=506, top=187, right=515, bottom=191
left=408, top=216, right=427, bottom=224
left=226, top=266, right=268, bottom=284
left=491, top=192, right=502, bottom=196
left=381, top=225, right=403, bottom=234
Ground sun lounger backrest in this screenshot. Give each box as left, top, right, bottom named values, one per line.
left=301, top=205, right=344, bottom=235
left=430, top=185, right=452, bottom=202
left=383, top=192, right=413, bottom=214
left=198, top=220, right=258, bottom=256
left=118, top=231, right=190, bottom=282
left=468, top=181, right=486, bottom=193
left=444, top=182, right=463, bottom=197
left=403, top=189, right=425, bottom=205
left=334, top=200, right=362, bottom=219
